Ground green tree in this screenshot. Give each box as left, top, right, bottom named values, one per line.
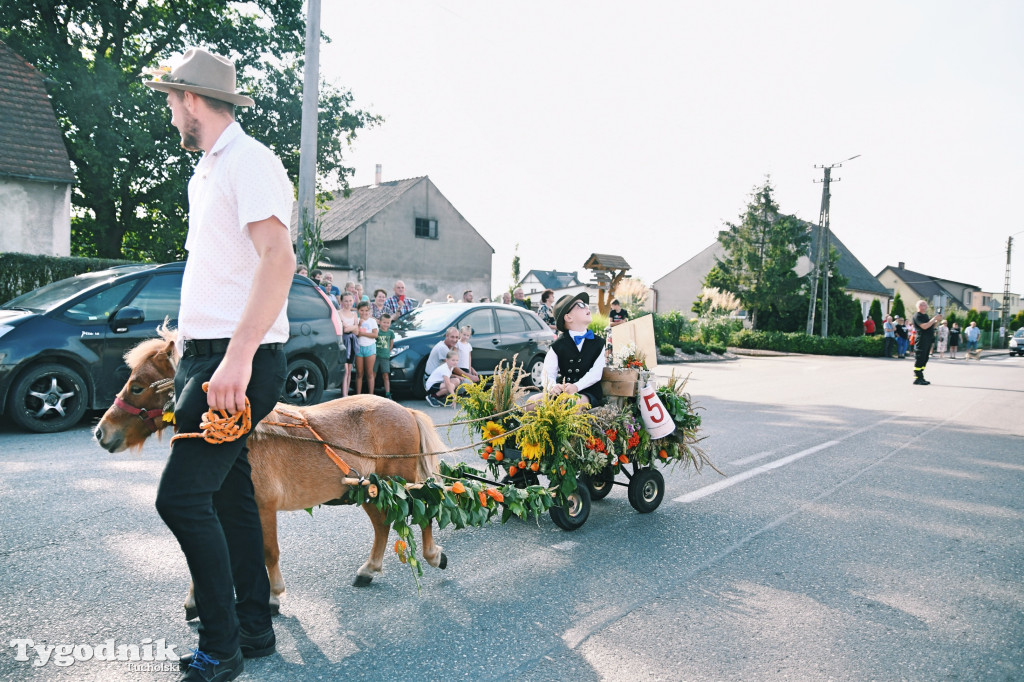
left=1009, top=310, right=1024, bottom=332
left=891, top=292, right=906, bottom=320
left=816, top=247, right=863, bottom=336
left=705, top=181, right=809, bottom=331
left=510, top=242, right=521, bottom=290
left=965, top=308, right=984, bottom=329
left=868, top=299, right=883, bottom=334
left=0, top=1, right=380, bottom=261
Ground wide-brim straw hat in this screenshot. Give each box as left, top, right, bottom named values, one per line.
left=554, top=292, right=590, bottom=333
left=144, top=47, right=254, bottom=107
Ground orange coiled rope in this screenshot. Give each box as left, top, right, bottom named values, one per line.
left=170, top=383, right=252, bottom=445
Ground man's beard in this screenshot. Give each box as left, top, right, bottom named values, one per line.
left=179, top=112, right=201, bottom=152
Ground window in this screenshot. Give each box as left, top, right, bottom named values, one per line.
left=523, top=312, right=545, bottom=331
left=126, top=273, right=183, bottom=324
left=62, top=281, right=138, bottom=323
left=415, top=218, right=437, bottom=239
left=460, top=308, right=496, bottom=335
left=496, top=308, right=527, bottom=334
left=287, top=283, right=332, bottom=321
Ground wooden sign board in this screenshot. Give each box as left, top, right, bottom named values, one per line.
left=608, top=313, right=658, bottom=369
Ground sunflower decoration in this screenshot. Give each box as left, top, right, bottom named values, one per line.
left=481, top=420, right=507, bottom=447
left=510, top=393, right=594, bottom=490
left=519, top=442, right=544, bottom=461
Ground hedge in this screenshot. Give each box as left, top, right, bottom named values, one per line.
left=652, top=311, right=690, bottom=347
left=729, top=329, right=884, bottom=357
left=0, top=253, right=135, bottom=303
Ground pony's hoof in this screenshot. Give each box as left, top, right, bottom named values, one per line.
left=353, top=574, right=373, bottom=587
left=438, top=552, right=448, bottom=570
left=185, top=606, right=198, bottom=621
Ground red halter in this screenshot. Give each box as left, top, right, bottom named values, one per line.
left=114, top=396, right=165, bottom=433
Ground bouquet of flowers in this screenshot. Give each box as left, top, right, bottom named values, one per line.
left=609, top=343, right=647, bottom=370
left=576, top=372, right=714, bottom=475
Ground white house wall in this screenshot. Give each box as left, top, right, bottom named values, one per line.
left=362, top=178, right=492, bottom=302
left=0, top=178, right=70, bottom=256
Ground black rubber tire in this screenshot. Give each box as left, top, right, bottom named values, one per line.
left=281, top=358, right=324, bottom=406
left=7, top=363, right=89, bottom=433
left=582, top=465, right=615, bottom=501
left=627, top=468, right=665, bottom=514
left=410, top=359, right=428, bottom=400
left=549, top=479, right=591, bottom=531
left=526, top=356, right=546, bottom=388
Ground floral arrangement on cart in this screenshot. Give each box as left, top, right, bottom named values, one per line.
left=452, top=348, right=714, bottom=527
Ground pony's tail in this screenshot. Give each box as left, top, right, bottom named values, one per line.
left=409, top=408, right=443, bottom=482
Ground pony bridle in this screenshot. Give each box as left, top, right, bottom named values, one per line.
left=114, top=377, right=174, bottom=433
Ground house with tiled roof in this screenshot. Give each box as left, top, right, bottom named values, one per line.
left=291, top=173, right=493, bottom=302
left=653, top=219, right=891, bottom=317
left=517, top=269, right=586, bottom=300
left=0, top=41, right=74, bottom=256
left=872, top=262, right=1018, bottom=315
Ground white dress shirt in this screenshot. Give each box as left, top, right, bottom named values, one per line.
left=178, top=122, right=294, bottom=349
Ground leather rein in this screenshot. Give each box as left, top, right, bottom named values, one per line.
left=112, top=378, right=174, bottom=433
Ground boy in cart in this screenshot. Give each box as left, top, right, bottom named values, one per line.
left=535, top=292, right=606, bottom=408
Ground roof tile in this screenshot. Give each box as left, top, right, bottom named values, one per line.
left=0, top=41, right=74, bottom=183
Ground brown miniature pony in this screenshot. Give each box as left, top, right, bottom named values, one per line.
left=94, top=327, right=448, bottom=619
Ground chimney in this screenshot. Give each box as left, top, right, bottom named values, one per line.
left=898, top=261, right=905, bottom=269
left=374, top=164, right=382, bottom=186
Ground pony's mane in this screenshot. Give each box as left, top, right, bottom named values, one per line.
left=124, top=324, right=177, bottom=369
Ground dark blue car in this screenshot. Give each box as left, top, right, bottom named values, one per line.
left=387, top=303, right=556, bottom=397
left=0, top=263, right=343, bottom=433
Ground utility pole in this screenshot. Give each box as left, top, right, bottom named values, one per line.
left=805, top=155, right=859, bottom=337
left=296, top=0, right=322, bottom=268
left=752, top=186, right=770, bottom=331
left=1003, top=235, right=1014, bottom=347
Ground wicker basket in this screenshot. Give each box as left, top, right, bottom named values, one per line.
left=601, top=368, right=640, bottom=397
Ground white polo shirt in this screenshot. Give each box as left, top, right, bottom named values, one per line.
left=178, top=122, right=293, bottom=348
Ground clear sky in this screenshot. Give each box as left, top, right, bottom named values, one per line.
left=317, top=0, right=1024, bottom=298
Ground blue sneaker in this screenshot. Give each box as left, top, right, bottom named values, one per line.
left=180, top=648, right=243, bottom=681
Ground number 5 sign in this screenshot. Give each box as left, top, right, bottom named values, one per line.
left=638, top=382, right=675, bottom=439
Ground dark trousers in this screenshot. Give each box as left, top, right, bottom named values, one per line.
left=884, top=336, right=895, bottom=357
left=914, top=339, right=931, bottom=375
left=155, top=347, right=285, bottom=657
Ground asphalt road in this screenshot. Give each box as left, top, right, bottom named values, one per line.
left=1, top=352, right=1022, bottom=681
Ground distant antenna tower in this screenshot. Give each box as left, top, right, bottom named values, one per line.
left=805, top=155, right=859, bottom=337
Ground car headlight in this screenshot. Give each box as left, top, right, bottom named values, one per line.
left=0, top=324, right=13, bottom=341
left=390, top=345, right=407, bottom=358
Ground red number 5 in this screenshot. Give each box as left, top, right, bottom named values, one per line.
left=643, top=393, right=665, bottom=423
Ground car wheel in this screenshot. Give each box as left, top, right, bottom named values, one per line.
left=281, top=358, right=324, bottom=406
left=8, top=363, right=89, bottom=433
left=526, top=355, right=546, bottom=388
left=410, top=359, right=428, bottom=399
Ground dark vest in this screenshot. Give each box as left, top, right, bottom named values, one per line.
left=551, top=332, right=605, bottom=403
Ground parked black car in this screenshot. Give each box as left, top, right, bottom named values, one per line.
left=387, top=303, right=556, bottom=396
left=0, top=262, right=343, bottom=433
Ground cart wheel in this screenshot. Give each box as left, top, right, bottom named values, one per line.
left=582, top=465, right=615, bottom=501
left=627, top=468, right=665, bottom=514
left=550, top=479, right=591, bottom=531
